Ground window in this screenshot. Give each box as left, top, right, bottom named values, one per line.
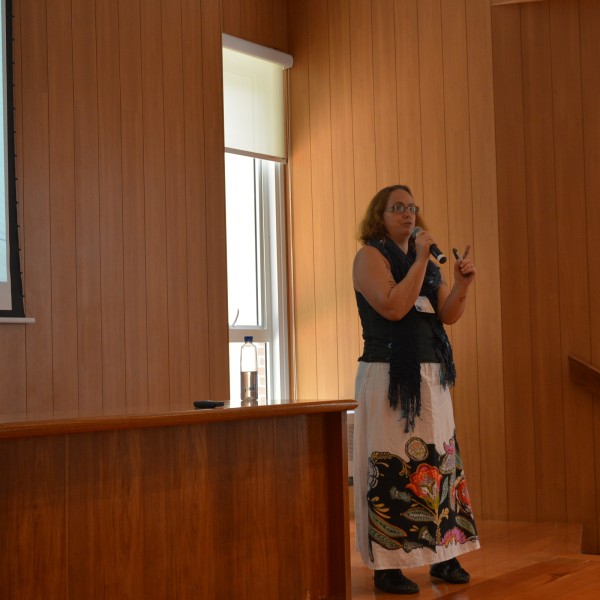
left=222, top=36, right=292, bottom=403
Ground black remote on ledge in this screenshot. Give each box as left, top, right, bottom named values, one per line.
left=193, top=400, right=225, bottom=409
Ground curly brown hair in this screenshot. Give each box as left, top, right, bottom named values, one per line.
left=357, top=184, right=425, bottom=244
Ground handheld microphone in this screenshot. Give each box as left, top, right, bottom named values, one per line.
left=411, top=227, right=447, bottom=264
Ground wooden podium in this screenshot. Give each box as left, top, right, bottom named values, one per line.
left=0, top=399, right=356, bottom=599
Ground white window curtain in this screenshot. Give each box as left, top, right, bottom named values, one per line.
left=222, top=34, right=293, bottom=162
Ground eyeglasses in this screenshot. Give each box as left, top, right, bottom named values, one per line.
left=385, top=203, right=419, bottom=214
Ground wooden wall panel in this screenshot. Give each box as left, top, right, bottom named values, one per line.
left=162, top=0, right=191, bottom=410
left=68, top=432, right=145, bottom=596
left=21, top=0, right=53, bottom=418
left=521, top=1, right=566, bottom=523
left=372, top=0, right=400, bottom=187
left=440, top=0, right=484, bottom=517
left=200, top=0, right=230, bottom=401
left=3, top=0, right=233, bottom=419
left=288, top=0, right=502, bottom=522
left=222, top=0, right=289, bottom=51
left=48, top=0, right=78, bottom=418
left=0, top=438, right=67, bottom=599
left=465, top=0, right=506, bottom=520
left=119, top=0, right=150, bottom=413
left=492, top=4, right=537, bottom=522
left=181, top=0, right=210, bottom=402
left=306, top=0, right=339, bottom=399
left=97, top=0, right=127, bottom=415
left=288, top=0, right=317, bottom=399
left=73, top=0, right=103, bottom=415
left=394, top=0, right=423, bottom=198
left=348, top=0, right=377, bottom=224
left=417, top=0, right=449, bottom=242
left=549, top=0, right=597, bottom=552
left=140, top=0, right=169, bottom=411
left=492, top=0, right=600, bottom=551
left=580, top=0, right=600, bottom=554
left=328, top=0, right=360, bottom=400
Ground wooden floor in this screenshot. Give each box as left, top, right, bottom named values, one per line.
left=350, top=518, right=600, bottom=599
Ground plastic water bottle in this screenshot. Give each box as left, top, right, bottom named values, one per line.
left=240, top=336, right=258, bottom=402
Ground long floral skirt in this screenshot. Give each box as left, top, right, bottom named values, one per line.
left=353, top=361, right=480, bottom=570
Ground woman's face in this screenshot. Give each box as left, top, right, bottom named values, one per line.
left=382, top=188, right=418, bottom=241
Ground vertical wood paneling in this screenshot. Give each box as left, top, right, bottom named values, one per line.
left=143, top=426, right=215, bottom=597
left=162, top=0, right=191, bottom=410
left=349, top=0, right=377, bottom=222
left=0, top=327, right=26, bottom=419
left=550, top=0, right=597, bottom=552
left=580, top=0, right=600, bottom=553
left=521, top=1, right=567, bottom=523
left=288, top=0, right=318, bottom=399
left=21, top=0, right=53, bottom=417
left=372, top=0, right=400, bottom=187
left=181, top=0, right=211, bottom=401
left=288, top=0, right=502, bottom=523
left=492, top=3, right=537, bottom=522
left=97, top=0, right=126, bottom=415
left=272, top=0, right=288, bottom=52
left=200, top=0, right=230, bottom=400
left=47, top=0, right=78, bottom=418
left=440, top=0, right=484, bottom=517
left=241, top=0, right=260, bottom=44
left=5, top=0, right=236, bottom=418
left=417, top=0, right=450, bottom=250
left=256, top=0, right=275, bottom=48
left=465, top=0, right=506, bottom=520
left=308, top=0, right=338, bottom=399
left=73, top=0, right=103, bottom=414
left=0, top=438, right=67, bottom=599
left=329, top=0, right=360, bottom=400
left=491, top=0, right=600, bottom=551
left=68, top=432, right=144, bottom=597
left=394, top=0, right=423, bottom=198
left=222, top=0, right=242, bottom=38
left=141, top=0, right=169, bottom=410
left=119, top=0, right=149, bottom=412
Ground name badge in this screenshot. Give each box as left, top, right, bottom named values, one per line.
left=415, top=296, right=435, bottom=314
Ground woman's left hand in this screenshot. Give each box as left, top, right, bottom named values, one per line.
left=454, top=245, right=475, bottom=286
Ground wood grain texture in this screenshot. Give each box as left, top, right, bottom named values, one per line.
left=47, top=0, right=79, bottom=418
left=97, top=0, right=127, bottom=416
left=307, top=0, right=339, bottom=400
left=549, top=0, right=597, bottom=553
left=520, top=0, right=566, bottom=524
left=580, top=0, right=600, bottom=554
left=73, top=0, right=103, bottom=415
left=0, top=437, right=67, bottom=599
left=492, top=2, right=537, bottom=522
left=465, top=0, right=506, bottom=520
left=287, top=0, right=502, bottom=527
left=20, top=0, right=53, bottom=418
left=0, top=407, right=352, bottom=598
left=5, top=0, right=235, bottom=419
left=118, top=0, right=150, bottom=413
left=491, top=0, right=600, bottom=551
left=328, top=0, right=361, bottom=400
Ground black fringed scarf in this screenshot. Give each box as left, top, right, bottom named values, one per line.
left=368, top=237, right=456, bottom=432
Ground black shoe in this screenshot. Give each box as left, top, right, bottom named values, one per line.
left=429, top=558, right=470, bottom=584
left=374, top=569, right=419, bottom=594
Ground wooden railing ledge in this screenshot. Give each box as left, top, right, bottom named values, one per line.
left=568, top=355, right=600, bottom=397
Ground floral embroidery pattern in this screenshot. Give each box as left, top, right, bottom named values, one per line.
left=367, top=433, right=477, bottom=556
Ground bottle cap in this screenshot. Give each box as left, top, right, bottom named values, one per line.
left=244, top=335, right=253, bottom=343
